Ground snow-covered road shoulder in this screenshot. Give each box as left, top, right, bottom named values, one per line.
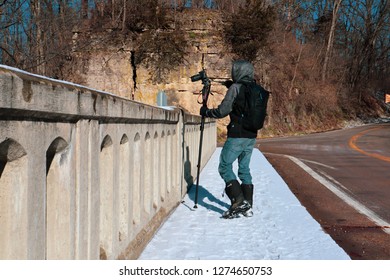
left=139, top=148, right=350, bottom=260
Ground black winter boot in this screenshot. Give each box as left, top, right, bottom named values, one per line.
left=242, top=184, right=254, bottom=217
left=242, top=184, right=253, bottom=206
left=222, top=180, right=250, bottom=219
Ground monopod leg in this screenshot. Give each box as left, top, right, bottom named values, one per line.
left=194, top=115, right=205, bottom=208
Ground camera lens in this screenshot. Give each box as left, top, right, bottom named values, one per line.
left=191, top=73, right=202, bottom=82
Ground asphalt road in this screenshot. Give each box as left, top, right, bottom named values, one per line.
left=257, top=122, right=390, bottom=259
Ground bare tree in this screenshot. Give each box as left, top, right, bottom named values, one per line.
left=81, top=0, right=88, bottom=19
left=94, top=0, right=104, bottom=17
left=340, top=0, right=389, bottom=93
left=30, top=0, right=45, bottom=74
left=321, top=0, right=343, bottom=81
left=223, top=0, right=276, bottom=61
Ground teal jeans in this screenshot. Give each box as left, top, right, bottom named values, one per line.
left=218, top=138, right=256, bottom=185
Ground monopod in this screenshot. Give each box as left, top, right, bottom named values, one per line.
left=190, top=69, right=211, bottom=208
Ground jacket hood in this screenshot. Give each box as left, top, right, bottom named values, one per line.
left=231, top=60, right=254, bottom=83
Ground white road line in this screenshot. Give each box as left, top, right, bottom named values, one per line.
left=301, top=158, right=337, bottom=170
left=286, top=155, right=390, bottom=235
left=316, top=169, right=352, bottom=193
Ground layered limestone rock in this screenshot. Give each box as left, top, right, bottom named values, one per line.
left=69, top=10, right=242, bottom=138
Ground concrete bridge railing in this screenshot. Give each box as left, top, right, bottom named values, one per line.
left=0, top=65, right=216, bottom=260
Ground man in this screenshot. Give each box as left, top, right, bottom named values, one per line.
left=200, top=60, right=263, bottom=218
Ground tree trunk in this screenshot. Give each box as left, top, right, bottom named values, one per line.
left=31, top=0, right=45, bottom=75
left=289, top=43, right=303, bottom=97
left=81, top=0, right=88, bottom=19
left=321, top=0, right=342, bottom=81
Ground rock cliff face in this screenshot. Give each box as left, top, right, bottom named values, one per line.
left=69, top=10, right=268, bottom=138
left=71, top=11, right=228, bottom=104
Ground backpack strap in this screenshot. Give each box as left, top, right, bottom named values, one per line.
left=236, top=81, right=256, bottom=113
left=232, top=83, right=248, bottom=117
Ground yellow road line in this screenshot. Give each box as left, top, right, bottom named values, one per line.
left=348, top=127, right=390, bottom=163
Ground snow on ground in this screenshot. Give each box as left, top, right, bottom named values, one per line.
left=139, top=148, right=350, bottom=260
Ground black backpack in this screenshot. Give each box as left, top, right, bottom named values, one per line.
left=238, top=82, right=269, bottom=131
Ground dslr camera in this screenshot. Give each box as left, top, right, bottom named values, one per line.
left=191, top=70, right=208, bottom=83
